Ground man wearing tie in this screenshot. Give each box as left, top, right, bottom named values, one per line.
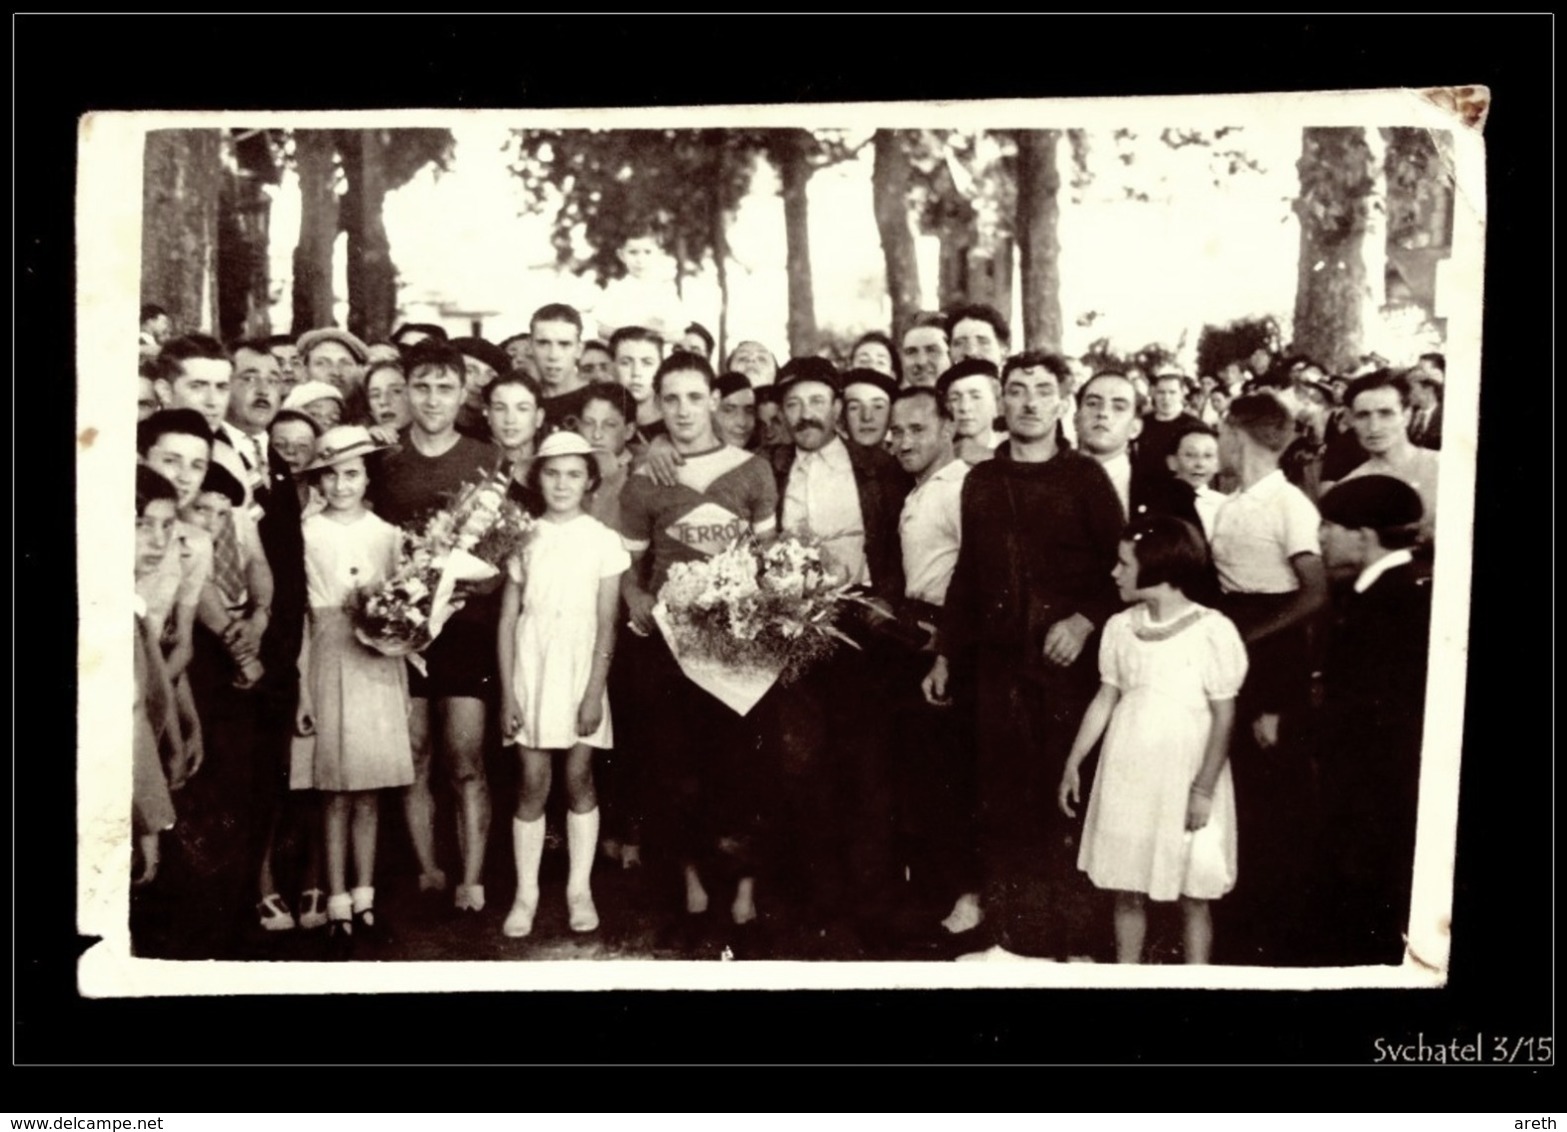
left=222, top=338, right=311, bottom=935
left=1407, top=354, right=1444, bottom=450
left=1075, top=371, right=1205, bottom=535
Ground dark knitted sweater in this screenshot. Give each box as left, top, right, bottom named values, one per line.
left=941, top=442, right=1124, bottom=663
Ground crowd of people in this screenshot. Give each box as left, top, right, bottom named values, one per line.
left=128, top=289, right=1442, bottom=967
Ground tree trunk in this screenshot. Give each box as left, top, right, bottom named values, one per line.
left=962, top=235, right=1015, bottom=325
left=674, top=230, right=687, bottom=303
left=774, top=130, right=818, bottom=359
left=1015, top=129, right=1063, bottom=353
left=993, top=234, right=1014, bottom=325
left=936, top=210, right=974, bottom=309
left=711, top=183, right=731, bottom=364
left=338, top=129, right=396, bottom=343
left=1291, top=127, right=1385, bottom=373
left=217, top=135, right=273, bottom=342
left=871, top=129, right=922, bottom=336
left=290, top=129, right=338, bottom=335
left=141, top=129, right=222, bottom=335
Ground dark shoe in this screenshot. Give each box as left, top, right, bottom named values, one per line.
left=930, top=924, right=994, bottom=962
left=654, top=911, right=712, bottom=955
left=353, top=907, right=394, bottom=949
left=325, top=918, right=354, bottom=962
left=725, top=919, right=767, bottom=961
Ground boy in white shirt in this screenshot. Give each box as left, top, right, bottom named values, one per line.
left=1210, top=390, right=1329, bottom=965
left=1167, top=421, right=1228, bottom=540
left=593, top=233, right=686, bottom=342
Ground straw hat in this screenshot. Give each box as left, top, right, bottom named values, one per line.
left=299, top=424, right=394, bottom=475
left=282, top=381, right=345, bottom=413
left=296, top=327, right=369, bottom=365
left=534, top=431, right=596, bottom=462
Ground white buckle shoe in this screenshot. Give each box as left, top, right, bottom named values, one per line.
left=257, top=893, right=297, bottom=932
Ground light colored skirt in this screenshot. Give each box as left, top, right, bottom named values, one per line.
left=293, top=608, right=415, bottom=793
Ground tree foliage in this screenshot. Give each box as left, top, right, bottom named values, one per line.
left=1082, top=337, right=1184, bottom=378
left=1195, top=316, right=1282, bottom=378
left=509, top=128, right=758, bottom=284
left=1091, top=126, right=1266, bottom=202
left=509, top=127, right=861, bottom=356
left=1382, top=126, right=1453, bottom=251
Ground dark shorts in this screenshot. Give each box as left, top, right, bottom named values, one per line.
left=408, top=615, right=497, bottom=702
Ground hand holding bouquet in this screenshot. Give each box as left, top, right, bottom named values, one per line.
left=349, top=464, right=535, bottom=673
left=653, top=530, right=860, bottom=715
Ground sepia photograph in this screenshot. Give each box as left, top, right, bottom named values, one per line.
left=70, top=86, right=1494, bottom=1002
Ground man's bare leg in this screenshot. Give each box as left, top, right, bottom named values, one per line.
left=402, top=697, right=445, bottom=891
left=444, top=696, right=490, bottom=909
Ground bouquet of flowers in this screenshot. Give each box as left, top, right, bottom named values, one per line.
left=349, top=464, right=535, bottom=674
left=652, top=530, right=861, bottom=715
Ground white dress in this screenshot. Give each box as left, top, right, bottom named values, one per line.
left=1078, top=604, right=1249, bottom=901
left=509, top=513, right=631, bottom=750
left=297, top=511, right=415, bottom=792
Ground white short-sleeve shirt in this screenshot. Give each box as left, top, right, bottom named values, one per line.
left=1210, top=469, right=1321, bottom=594
left=899, top=457, right=969, bottom=606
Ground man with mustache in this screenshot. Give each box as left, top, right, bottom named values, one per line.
left=219, top=339, right=310, bottom=940
left=762, top=357, right=912, bottom=950
left=222, top=340, right=285, bottom=502
left=924, top=351, right=1124, bottom=962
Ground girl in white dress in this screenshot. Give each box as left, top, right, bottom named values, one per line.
left=1058, top=516, right=1248, bottom=964
left=294, top=426, right=414, bottom=951
left=498, top=432, right=630, bottom=938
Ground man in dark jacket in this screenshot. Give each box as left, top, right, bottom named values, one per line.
left=758, top=357, right=912, bottom=948
left=1314, top=475, right=1432, bottom=966
left=247, top=401, right=310, bottom=934
left=767, top=358, right=910, bottom=604
left=1076, top=370, right=1205, bottom=533
left=925, top=352, right=1124, bottom=960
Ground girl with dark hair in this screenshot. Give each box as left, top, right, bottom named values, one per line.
left=498, top=432, right=630, bottom=939
left=1058, top=516, right=1248, bottom=965
left=294, top=426, right=415, bottom=954
left=849, top=330, right=903, bottom=387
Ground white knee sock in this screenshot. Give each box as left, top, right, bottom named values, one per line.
left=513, top=816, right=545, bottom=907
left=566, top=808, right=600, bottom=896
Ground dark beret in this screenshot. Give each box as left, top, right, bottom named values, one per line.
left=448, top=336, right=511, bottom=378
left=775, top=356, right=841, bottom=400
left=840, top=367, right=899, bottom=402
left=1319, top=474, right=1425, bottom=531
